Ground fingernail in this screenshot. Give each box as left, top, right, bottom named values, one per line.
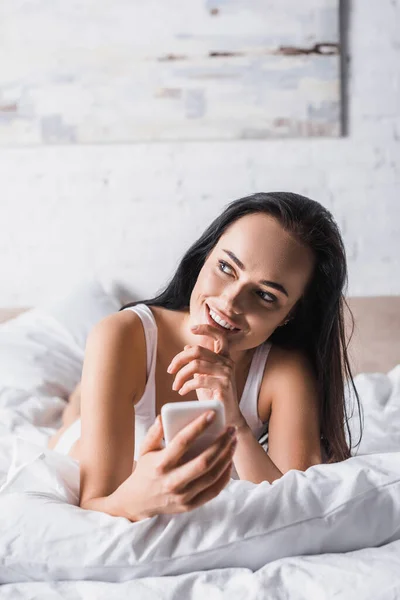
left=167, top=365, right=172, bottom=373
left=191, top=325, right=199, bottom=330
left=206, top=411, right=215, bottom=422
left=227, top=426, right=236, bottom=436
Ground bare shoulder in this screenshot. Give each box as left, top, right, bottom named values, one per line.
left=90, top=308, right=145, bottom=345
left=78, top=309, right=149, bottom=503
left=86, top=308, right=147, bottom=404
left=258, top=344, right=318, bottom=422
left=259, top=344, right=322, bottom=472
left=93, top=306, right=142, bottom=329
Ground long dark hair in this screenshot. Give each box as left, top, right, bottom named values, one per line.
left=121, top=192, right=362, bottom=463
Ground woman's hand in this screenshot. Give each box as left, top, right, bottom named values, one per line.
left=167, top=324, right=246, bottom=428
left=114, top=411, right=237, bottom=522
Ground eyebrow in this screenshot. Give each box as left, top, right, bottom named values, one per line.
left=222, top=249, right=289, bottom=298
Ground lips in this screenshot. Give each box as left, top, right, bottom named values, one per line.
left=205, top=303, right=241, bottom=334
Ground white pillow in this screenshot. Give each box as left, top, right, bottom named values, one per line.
left=1, top=437, right=400, bottom=583
left=39, top=278, right=121, bottom=353
left=347, top=365, right=400, bottom=455
left=0, top=278, right=121, bottom=400
left=0, top=279, right=121, bottom=467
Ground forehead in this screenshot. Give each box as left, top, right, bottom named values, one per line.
left=214, top=213, right=315, bottom=292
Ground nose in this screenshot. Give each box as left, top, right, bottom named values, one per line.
left=220, top=287, right=243, bottom=316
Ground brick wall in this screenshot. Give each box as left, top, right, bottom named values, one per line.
left=0, top=0, right=399, bottom=305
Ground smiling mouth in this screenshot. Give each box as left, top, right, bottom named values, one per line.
left=205, top=303, right=241, bottom=334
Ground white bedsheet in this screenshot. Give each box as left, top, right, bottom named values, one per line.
left=0, top=285, right=399, bottom=599
left=1, top=373, right=399, bottom=598
left=1, top=541, right=400, bottom=599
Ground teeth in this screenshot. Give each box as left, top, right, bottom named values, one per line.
left=209, top=309, right=235, bottom=330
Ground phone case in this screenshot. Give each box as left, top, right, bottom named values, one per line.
left=161, top=400, right=226, bottom=461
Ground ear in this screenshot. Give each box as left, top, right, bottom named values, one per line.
left=278, top=299, right=301, bottom=326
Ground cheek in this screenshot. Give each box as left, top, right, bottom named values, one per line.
left=197, top=266, right=221, bottom=294
left=190, top=269, right=215, bottom=309
left=246, top=314, right=281, bottom=344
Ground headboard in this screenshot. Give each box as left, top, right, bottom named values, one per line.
left=0, top=297, right=399, bottom=375
left=345, top=296, right=400, bottom=375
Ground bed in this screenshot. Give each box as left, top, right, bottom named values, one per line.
left=0, top=283, right=399, bottom=599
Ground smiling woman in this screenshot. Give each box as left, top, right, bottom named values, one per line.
left=48, top=192, right=362, bottom=521
left=187, top=211, right=316, bottom=361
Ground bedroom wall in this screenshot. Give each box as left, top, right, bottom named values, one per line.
left=0, top=0, right=399, bottom=306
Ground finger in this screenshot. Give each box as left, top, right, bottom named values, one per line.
left=168, top=345, right=224, bottom=375
left=177, top=374, right=228, bottom=398
left=187, top=460, right=233, bottom=509
left=139, top=415, right=164, bottom=456
left=167, top=427, right=237, bottom=492
left=159, top=410, right=216, bottom=470
left=172, top=358, right=220, bottom=392
left=191, top=324, right=231, bottom=356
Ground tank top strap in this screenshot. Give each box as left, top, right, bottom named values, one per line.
left=239, top=341, right=272, bottom=432
left=122, top=303, right=158, bottom=381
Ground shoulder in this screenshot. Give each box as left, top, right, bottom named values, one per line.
left=266, top=344, right=316, bottom=379
left=85, top=308, right=147, bottom=402
left=259, top=344, right=322, bottom=472
left=258, top=344, right=318, bottom=422
left=88, top=308, right=146, bottom=350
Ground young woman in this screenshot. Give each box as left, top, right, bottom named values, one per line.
left=48, top=192, right=362, bottom=522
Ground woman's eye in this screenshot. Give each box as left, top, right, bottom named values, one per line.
left=218, top=260, right=233, bottom=275
left=257, top=291, right=276, bottom=304
left=218, top=260, right=276, bottom=304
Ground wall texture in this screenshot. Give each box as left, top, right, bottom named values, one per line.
left=0, top=0, right=342, bottom=143
left=0, top=0, right=399, bottom=306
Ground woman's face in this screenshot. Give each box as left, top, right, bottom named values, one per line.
left=189, top=213, right=315, bottom=352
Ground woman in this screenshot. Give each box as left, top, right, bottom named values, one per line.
left=48, top=192, right=362, bottom=522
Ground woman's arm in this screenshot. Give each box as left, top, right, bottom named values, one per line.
left=233, top=348, right=322, bottom=483
left=62, top=381, right=82, bottom=427
left=78, top=312, right=235, bottom=521
left=78, top=311, right=147, bottom=510
left=68, top=381, right=81, bottom=402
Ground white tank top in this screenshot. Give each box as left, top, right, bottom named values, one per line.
left=129, top=304, right=272, bottom=477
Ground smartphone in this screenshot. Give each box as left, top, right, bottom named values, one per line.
left=161, top=400, right=226, bottom=462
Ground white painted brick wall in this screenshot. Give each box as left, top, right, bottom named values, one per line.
left=0, top=0, right=399, bottom=306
